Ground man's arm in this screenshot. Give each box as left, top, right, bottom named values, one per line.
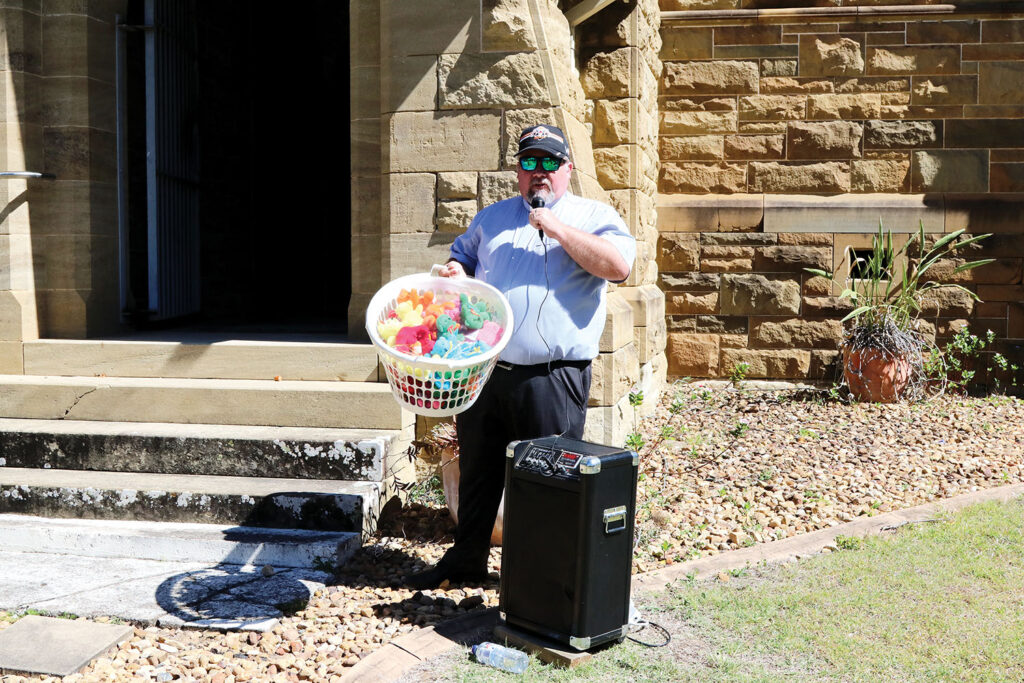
left=529, top=208, right=631, bottom=282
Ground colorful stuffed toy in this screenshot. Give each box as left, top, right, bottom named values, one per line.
left=475, top=320, right=503, bottom=348
left=460, top=293, right=491, bottom=330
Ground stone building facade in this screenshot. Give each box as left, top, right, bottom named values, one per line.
left=1, top=1, right=1021, bottom=459
left=657, top=1, right=1024, bottom=385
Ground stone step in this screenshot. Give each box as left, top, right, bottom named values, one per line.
left=0, top=418, right=401, bottom=481
left=0, top=468, right=382, bottom=535
left=0, top=374, right=410, bottom=430
left=23, top=338, right=382, bottom=382
left=0, top=514, right=360, bottom=569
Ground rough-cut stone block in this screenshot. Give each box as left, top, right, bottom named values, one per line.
left=787, top=121, right=863, bottom=160
left=835, top=77, right=909, bottom=93
left=658, top=233, right=700, bottom=272
left=912, top=150, right=988, bottom=192
left=659, top=272, right=721, bottom=292
left=666, top=291, right=719, bottom=315
left=925, top=258, right=1022, bottom=285
left=593, top=99, right=633, bottom=145
left=911, top=75, right=978, bottom=106
left=599, top=292, right=634, bottom=353
left=991, top=163, right=1024, bottom=192
left=724, top=134, right=784, bottom=160
left=663, top=96, right=738, bottom=113
left=715, top=45, right=797, bottom=60
left=661, top=26, right=713, bottom=61
left=907, top=20, right=979, bottom=45
left=807, top=94, right=881, bottom=120
left=661, top=60, right=758, bottom=95
left=864, top=120, right=942, bottom=149
left=749, top=162, right=851, bottom=193
left=754, top=246, right=831, bottom=272
left=661, top=110, right=737, bottom=135
left=581, top=47, right=636, bottom=98
left=919, top=287, right=977, bottom=317
left=594, top=145, right=634, bottom=190
left=720, top=348, right=811, bottom=379
left=438, top=52, right=547, bottom=109
left=590, top=343, right=639, bottom=407
left=478, top=172, right=518, bottom=206
left=720, top=274, right=801, bottom=316
left=435, top=200, right=476, bottom=233
left=759, top=58, right=796, bottom=78
left=800, top=35, right=864, bottom=77
left=739, top=95, right=805, bottom=121
left=802, top=295, right=853, bottom=316
left=944, top=119, right=1024, bottom=149
left=482, top=0, right=536, bottom=52
left=867, top=46, right=960, bottom=75
left=660, top=162, right=746, bottom=194
left=437, top=172, right=476, bottom=200
left=387, top=111, right=499, bottom=172
left=809, top=350, right=841, bottom=380
left=751, top=317, right=843, bottom=349
left=694, top=316, right=747, bottom=335
left=667, top=333, right=719, bottom=377
left=760, top=77, right=833, bottom=94
left=851, top=159, right=911, bottom=193
left=780, top=232, right=831, bottom=247
left=660, top=135, right=723, bottom=160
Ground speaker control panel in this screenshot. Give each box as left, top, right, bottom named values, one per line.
left=513, top=442, right=584, bottom=480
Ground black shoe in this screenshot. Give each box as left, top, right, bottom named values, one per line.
left=403, top=563, right=489, bottom=590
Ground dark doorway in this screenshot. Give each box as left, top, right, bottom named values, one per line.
left=123, top=1, right=351, bottom=334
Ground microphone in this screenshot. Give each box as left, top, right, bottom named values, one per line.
left=530, top=194, right=545, bottom=239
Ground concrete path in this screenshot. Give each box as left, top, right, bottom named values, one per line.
left=0, top=516, right=341, bottom=632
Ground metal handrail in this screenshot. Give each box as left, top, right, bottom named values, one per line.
left=0, top=172, right=56, bottom=180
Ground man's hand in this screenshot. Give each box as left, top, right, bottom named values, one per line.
left=438, top=260, right=468, bottom=278
left=528, top=207, right=564, bottom=241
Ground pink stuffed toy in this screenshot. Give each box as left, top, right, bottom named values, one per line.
left=476, top=320, right=503, bottom=348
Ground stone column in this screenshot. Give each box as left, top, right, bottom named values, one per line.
left=28, top=3, right=122, bottom=338
left=0, top=2, right=43, bottom=367
left=578, top=0, right=667, bottom=444
left=349, top=0, right=384, bottom=339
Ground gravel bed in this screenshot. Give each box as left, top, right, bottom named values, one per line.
left=1, top=383, right=1021, bottom=681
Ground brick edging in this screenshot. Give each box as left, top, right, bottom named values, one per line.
left=345, top=482, right=1024, bottom=682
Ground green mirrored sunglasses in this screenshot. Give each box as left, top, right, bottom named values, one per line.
left=519, top=156, right=563, bottom=172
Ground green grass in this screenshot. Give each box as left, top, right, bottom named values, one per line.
left=439, top=499, right=1024, bottom=682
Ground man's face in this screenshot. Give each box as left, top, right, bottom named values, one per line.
left=516, top=150, right=573, bottom=204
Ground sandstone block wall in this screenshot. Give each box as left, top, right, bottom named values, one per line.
left=657, top=5, right=1024, bottom=382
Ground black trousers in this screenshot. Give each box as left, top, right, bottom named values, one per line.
left=443, top=359, right=592, bottom=571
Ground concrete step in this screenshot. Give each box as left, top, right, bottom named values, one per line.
left=0, top=418, right=401, bottom=481
left=23, top=338, right=382, bottom=382
left=0, top=374, right=410, bottom=430
left=0, top=468, right=382, bottom=535
left=0, top=514, right=360, bottom=569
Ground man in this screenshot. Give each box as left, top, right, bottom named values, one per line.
left=405, top=124, right=636, bottom=590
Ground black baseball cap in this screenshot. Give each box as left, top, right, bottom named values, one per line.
left=517, top=124, right=571, bottom=161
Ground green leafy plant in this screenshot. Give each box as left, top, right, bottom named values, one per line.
left=805, top=220, right=993, bottom=401
left=729, top=362, right=751, bottom=384
left=927, top=327, right=1021, bottom=394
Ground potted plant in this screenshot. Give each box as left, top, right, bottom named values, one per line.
left=806, top=221, right=993, bottom=402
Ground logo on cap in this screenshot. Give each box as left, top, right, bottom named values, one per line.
left=521, top=126, right=565, bottom=144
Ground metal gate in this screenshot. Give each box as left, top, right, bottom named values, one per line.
left=117, top=0, right=200, bottom=320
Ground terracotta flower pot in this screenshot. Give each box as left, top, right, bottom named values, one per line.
left=843, top=346, right=912, bottom=403
left=440, top=446, right=503, bottom=546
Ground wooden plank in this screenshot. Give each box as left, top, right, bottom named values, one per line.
left=492, top=624, right=593, bottom=669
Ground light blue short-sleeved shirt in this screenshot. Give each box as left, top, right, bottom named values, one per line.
left=449, top=192, right=636, bottom=365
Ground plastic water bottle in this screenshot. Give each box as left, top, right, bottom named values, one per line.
left=471, top=641, right=529, bottom=674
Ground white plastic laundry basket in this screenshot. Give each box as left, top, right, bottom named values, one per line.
left=365, top=273, right=514, bottom=417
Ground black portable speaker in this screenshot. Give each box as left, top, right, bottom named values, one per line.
left=499, top=436, right=638, bottom=650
